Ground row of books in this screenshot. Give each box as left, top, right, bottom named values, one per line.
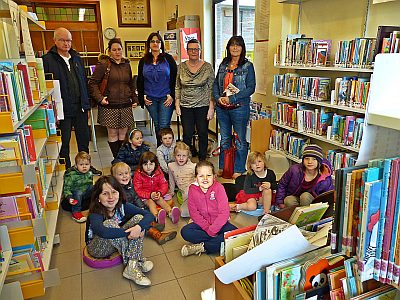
left=375, top=26, right=400, bottom=56
left=269, top=129, right=309, bottom=160
left=0, top=59, right=47, bottom=124
left=272, top=74, right=331, bottom=101
left=327, top=149, right=357, bottom=172
left=250, top=100, right=270, bottom=121
left=279, top=35, right=332, bottom=66
left=272, top=102, right=365, bottom=148
left=331, top=156, right=400, bottom=288
left=332, top=77, right=370, bottom=109
left=334, top=38, right=376, bottom=68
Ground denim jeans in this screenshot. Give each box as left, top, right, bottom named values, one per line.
left=145, top=96, right=174, bottom=137
left=180, top=221, right=237, bottom=254
left=216, top=105, right=250, bottom=173
left=71, top=185, right=93, bottom=213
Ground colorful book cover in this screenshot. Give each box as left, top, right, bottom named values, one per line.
left=279, top=265, right=302, bottom=300
left=374, top=157, right=398, bottom=281
left=289, top=203, right=329, bottom=228
left=0, top=196, right=19, bottom=224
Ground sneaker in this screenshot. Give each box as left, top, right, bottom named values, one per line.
left=157, top=209, right=166, bottom=225
left=69, top=198, right=78, bottom=205
left=139, top=259, right=154, bottom=273
left=72, top=212, right=87, bottom=223
left=90, top=165, right=103, bottom=176
left=169, top=207, right=181, bottom=224
left=147, top=228, right=177, bottom=245
left=123, top=260, right=151, bottom=286
left=181, top=242, right=205, bottom=257
left=150, top=221, right=165, bottom=232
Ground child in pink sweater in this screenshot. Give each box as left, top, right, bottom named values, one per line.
left=180, top=161, right=237, bottom=256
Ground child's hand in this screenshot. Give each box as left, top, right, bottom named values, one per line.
left=150, top=192, right=159, bottom=201
left=260, top=182, right=271, bottom=190
left=278, top=204, right=285, bottom=209
left=125, top=225, right=142, bottom=239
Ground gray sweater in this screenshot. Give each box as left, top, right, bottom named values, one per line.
left=175, top=61, right=214, bottom=108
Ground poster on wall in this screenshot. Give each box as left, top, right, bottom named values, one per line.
left=180, top=28, right=201, bottom=61
left=116, top=0, right=151, bottom=27
left=163, top=31, right=179, bottom=62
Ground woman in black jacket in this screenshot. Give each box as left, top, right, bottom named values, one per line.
left=88, top=38, right=138, bottom=158
left=137, top=32, right=177, bottom=146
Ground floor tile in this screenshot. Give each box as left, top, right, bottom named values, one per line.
left=142, top=236, right=165, bottom=257
left=50, top=249, right=82, bottom=279
left=52, top=230, right=81, bottom=255
left=229, top=211, right=259, bottom=228
left=178, top=269, right=216, bottom=300
left=166, top=250, right=214, bottom=278
left=129, top=253, right=175, bottom=291
left=82, top=265, right=131, bottom=300
left=132, top=280, right=185, bottom=300
left=56, top=213, right=81, bottom=233
left=104, top=293, right=134, bottom=300
left=161, top=229, right=187, bottom=254
left=35, top=274, right=82, bottom=300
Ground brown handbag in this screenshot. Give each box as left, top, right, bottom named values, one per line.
left=99, top=60, right=112, bottom=96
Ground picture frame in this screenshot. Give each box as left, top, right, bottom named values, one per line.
left=125, top=41, right=146, bottom=60
left=116, top=0, right=151, bottom=27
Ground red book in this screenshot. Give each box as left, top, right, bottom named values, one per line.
left=23, top=124, right=36, bottom=162
left=224, top=224, right=257, bottom=239
left=17, top=63, right=34, bottom=106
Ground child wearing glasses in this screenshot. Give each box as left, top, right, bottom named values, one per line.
left=112, top=128, right=150, bottom=174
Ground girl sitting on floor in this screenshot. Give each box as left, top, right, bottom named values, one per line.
left=180, top=161, right=237, bottom=257
left=133, top=151, right=181, bottom=224
left=230, top=151, right=277, bottom=214
left=85, top=176, right=154, bottom=286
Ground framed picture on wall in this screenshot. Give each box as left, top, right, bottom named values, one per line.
left=116, top=0, right=151, bottom=27
left=125, top=41, right=146, bottom=60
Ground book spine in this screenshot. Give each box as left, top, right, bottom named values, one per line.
left=373, top=159, right=392, bottom=281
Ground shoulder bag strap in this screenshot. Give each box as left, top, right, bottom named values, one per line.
left=99, top=60, right=112, bottom=95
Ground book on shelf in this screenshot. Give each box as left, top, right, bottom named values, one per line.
left=374, top=26, right=400, bottom=60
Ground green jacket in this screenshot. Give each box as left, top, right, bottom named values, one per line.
left=63, top=166, right=93, bottom=198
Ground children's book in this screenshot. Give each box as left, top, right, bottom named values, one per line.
left=247, top=214, right=291, bottom=251
left=374, top=157, right=399, bottom=281
left=288, top=203, right=329, bottom=227
left=279, top=264, right=302, bottom=300
left=224, top=230, right=254, bottom=262
left=0, top=196, right=20, bottom=224
left=358, top=180, right=382, bottom=282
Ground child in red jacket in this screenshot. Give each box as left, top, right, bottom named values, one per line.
left=134, top=151, right=180, bottom=225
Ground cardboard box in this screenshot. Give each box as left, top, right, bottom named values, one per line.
left=167, top=19, right=177, bottom=30
left=176, top=15, right=200, bottom=28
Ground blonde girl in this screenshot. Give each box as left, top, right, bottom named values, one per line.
left=231, top=151, right=277, bottom=214
left=168, top=141, right=196, bottom=217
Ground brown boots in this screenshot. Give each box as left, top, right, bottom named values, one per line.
left=147, top=227, right=177, bottom=245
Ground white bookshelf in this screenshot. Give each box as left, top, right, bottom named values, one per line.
left=274, top=64, right=374, bottom=73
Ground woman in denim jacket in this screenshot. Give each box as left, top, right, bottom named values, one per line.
left=212, top=36, right=256, bottom=179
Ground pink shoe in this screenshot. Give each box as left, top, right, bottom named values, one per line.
left=157, top=209, right=166, bottom=225
left=170, top=207, right=181, bottom=224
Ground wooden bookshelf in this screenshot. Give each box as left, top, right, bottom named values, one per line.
left=274, top=64, right=374, bottom=73
left=269, top=147, right=302, bottom=163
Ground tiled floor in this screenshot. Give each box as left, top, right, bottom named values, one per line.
left=37, top=124, right=258, bottom=300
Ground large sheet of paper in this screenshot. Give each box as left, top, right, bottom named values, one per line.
left=214, top=226, right=317, bottom=284
left=255, top=0, right=270, bottom=41
left=52, top=80, right=64, bottom=120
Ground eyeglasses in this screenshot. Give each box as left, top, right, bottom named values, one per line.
left=230, top=43, right=241, bottom=47
left=150, top=40, right=161, bottom=44
left=57, top=39, right=72, bottom=44
left=187, top=48, right=200, bottom=52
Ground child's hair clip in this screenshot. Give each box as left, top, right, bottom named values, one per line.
left=129, top=128, right=142, bottom=139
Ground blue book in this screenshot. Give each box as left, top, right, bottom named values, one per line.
left=255, top=269, right=266, bottom=300
left=358, top=180, right=383, bottom=282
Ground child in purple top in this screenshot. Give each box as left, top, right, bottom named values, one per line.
left=275, top=144, right=334, bottom=207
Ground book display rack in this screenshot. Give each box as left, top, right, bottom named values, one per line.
left=0, top=1, right=64, bottom=299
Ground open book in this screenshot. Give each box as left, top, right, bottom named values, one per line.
left=224, top=83, right=240, bottom=96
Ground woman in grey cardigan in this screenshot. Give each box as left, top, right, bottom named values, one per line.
left=175, top=39, right=215, bottom=161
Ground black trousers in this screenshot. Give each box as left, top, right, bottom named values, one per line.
left=180, top=106, right=209, bottom=161
left=59, top=109, right=90, bottom=168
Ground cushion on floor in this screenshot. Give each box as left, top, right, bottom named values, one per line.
left=82, top=246, right=123, bottom=269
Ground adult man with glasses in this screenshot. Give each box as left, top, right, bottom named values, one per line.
left=43, top=27, right=102, bottom=175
